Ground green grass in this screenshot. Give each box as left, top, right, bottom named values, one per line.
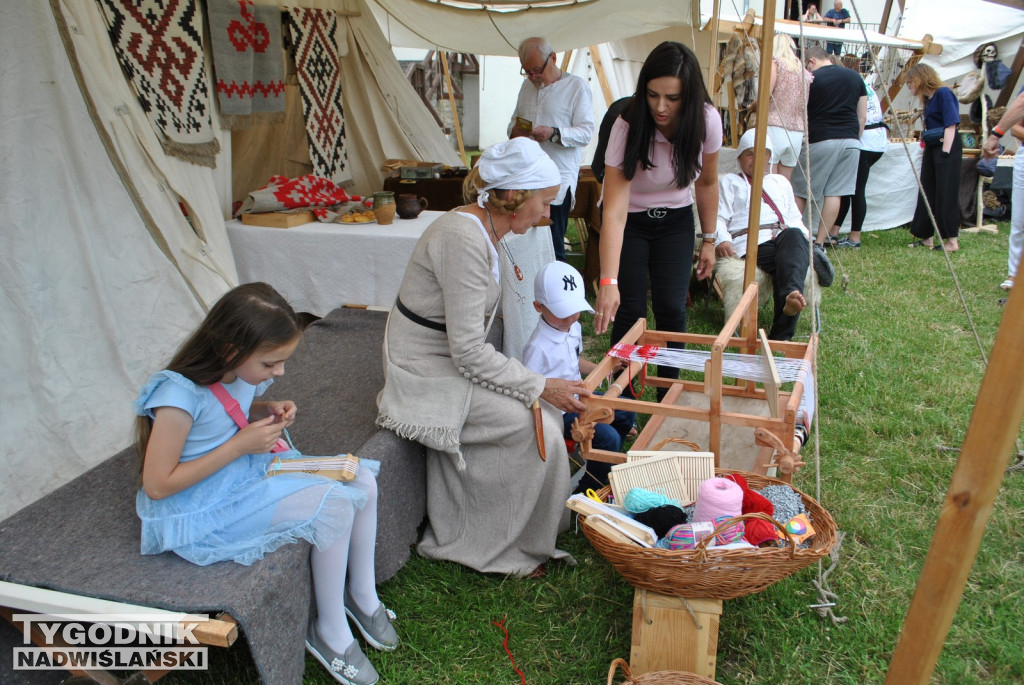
left=167, top=225, right=1024, bottom=684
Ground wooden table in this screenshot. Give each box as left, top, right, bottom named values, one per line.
left=382, top=176, right=466, bottom=212
left=570, top=170, right=602, bottom=294
left=382, top=170, right=603, bottom=291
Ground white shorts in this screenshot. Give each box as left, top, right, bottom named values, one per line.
left=766, top=126, right=804, bottom=168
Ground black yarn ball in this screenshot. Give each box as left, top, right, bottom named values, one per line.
left=634, top=505, right=689, bottom=538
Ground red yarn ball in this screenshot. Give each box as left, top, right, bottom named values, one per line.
left=724, top=473, right=777, bottom=545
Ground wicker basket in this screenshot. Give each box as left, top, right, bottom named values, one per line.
left=581, top=470, right=837, bottom=600
left=607, top=658, right=722, bottom=685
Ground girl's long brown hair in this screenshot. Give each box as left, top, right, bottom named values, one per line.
left=134, top=282, right=301, bottom=468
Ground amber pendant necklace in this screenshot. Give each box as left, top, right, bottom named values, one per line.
left=484, top=206, right=526, bottom=303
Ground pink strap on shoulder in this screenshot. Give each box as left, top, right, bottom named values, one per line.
left=209, top=382, right=289, bottom=453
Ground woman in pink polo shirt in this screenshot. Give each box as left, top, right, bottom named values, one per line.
left=594, top=41, right=721, bottom=393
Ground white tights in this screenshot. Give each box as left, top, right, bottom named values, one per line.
left=272, top=469, right=380, bottom=652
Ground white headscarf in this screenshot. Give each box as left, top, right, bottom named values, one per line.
left=475, top=138, right=561, bottom=208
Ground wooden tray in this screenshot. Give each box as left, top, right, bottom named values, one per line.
left=240, top=211, right=315, bottom=228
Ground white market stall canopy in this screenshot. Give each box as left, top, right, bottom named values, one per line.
left=368, top=0, right=698, bottom=54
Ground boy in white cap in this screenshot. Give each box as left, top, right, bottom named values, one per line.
left=522, top=261, right=635, bottom=489
left=714, top=129, right=832, bottom=340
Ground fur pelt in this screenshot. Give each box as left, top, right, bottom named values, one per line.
left=714, top=255, right=822, bottom=325
left=721, top=33, right=759, bottom=109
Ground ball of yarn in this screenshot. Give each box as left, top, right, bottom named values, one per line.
left=692, top=477, right=743, bottom=523
left=634, top=504, right=688, bottom=538
left=664, top=517, right=742, bottom=550
left=623, top=487, right=680, bottom=514
left=723, top=473, right=776, bottom=545
left=665, top=523, right=701, bottom=550
left=759, top=485, right=805, bottom=525
left=712, top=516, right=745, bottom=545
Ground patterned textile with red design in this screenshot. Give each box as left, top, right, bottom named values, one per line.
left=238, top=175, right=363, bottom=222
left=287, top=8, right=351, bottom=185
left=206, top=0, right=286, bottom=129
left=97, top=0, right=220, bottom=167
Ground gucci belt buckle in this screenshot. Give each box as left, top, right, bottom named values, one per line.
left=646, top=207, right=668, bottom=219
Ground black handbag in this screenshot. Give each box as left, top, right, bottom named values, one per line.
left=921, top=127, right=945, bottom=146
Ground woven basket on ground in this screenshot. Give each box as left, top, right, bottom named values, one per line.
left=607, top=658, right=722, bottom=685
left=582, top=470, right=837, bottom=600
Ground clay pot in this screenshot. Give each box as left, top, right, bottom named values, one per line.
left=396, top=194, right=429, bottom=219
left=372, top=191, right=395, bottom=225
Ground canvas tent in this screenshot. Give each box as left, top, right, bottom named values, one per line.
left=4, top=0, right=1024, bottom=522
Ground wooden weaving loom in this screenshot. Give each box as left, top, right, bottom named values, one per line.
left=577, top=283, right=815, bottom=481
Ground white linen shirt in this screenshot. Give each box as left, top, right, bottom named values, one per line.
left=508, top=72, right=594, bottom=206
left=521, top=318, right=583, bottom=387
left=714, top=173, right=809, bottom=259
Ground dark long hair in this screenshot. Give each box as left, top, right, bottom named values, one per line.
left=133, top=282, right=301, bottom=463
left=621, top=41, right=712, bottom=188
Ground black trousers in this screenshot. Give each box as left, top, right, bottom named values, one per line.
left=609, top=205, right=694, bottom=387
left=754, top=227, right=811, bottom=341
left=835, top=149, right=884, bottom=232
left=911, top=137, right=963, bottom=241
left=548, top=187, right=572, bottom=262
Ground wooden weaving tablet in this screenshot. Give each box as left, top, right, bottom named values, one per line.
left=267, top=454, right=359, bottom=482
left=565, top=494, right=657, bottom=546
left=611, top=452, right=716, bottom=506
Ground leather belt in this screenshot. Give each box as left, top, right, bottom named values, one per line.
left=395, top=297, right=446, bottom=333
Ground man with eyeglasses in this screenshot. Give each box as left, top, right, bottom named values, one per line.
left=508, top=37, right=594, bottom=262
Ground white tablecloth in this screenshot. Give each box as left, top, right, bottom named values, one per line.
left=226, top=211, right=557, bottom=353
left=227, top=211, right=442, bottom=316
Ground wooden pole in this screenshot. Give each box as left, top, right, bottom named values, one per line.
left=560, top=49, right=573, bottom=72
left=885, top=279, right=1024, bottom=682
left=707, top=0, right=722, bottom=101
left=439, top=51, right=468, bottom=168
left=996, top=35, right=1024, bottom=108
left=741, top=0, right=777, bottom=305
left=589, top=45, right=615, bottom=107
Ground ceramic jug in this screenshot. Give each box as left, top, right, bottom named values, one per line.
left=372, top=191, right=396, bottom=225
left=396, top=194, right=429, bottom=219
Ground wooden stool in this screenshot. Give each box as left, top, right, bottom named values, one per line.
left=630, top=589, right=723, bottom=679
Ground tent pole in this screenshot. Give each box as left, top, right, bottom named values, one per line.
left=589, top=45, right=615, bottom=107
left=885, top=274, right=1024, bottom=683
left=560, top=50, right=573, bottom=72
left=740, top=0, right=776, bottom=308
left=996, top=35, right=1024, bottom=108
left=439, top=51, right=468, bottom=168
left=707, top=0, right=722, bottom=100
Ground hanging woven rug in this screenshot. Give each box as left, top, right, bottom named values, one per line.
left=206, top=0, right=286, bottom=129
left=287, top=8, right=351, bottom=185
left=97, top=0, right=220, bottom=167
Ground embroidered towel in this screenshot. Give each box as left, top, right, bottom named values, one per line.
left=97, top=0, right=220, bottom=167
left=206, top=0, right=286, bottom=129
left=287, top=8, right=352, bottom=185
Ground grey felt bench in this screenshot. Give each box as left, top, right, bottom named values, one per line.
left=0, top=307, right=427, bottom=685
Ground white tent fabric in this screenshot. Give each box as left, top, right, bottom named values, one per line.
left=0, top=0, right=462, bottom=520
left=368, top=0, right=696, bottom=55
left=900, top=0, right=1024, bottom=82
left=1, top=1, right=220, bottom=519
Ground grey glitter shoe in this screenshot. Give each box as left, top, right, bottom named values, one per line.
left=344, top=590, right=399, bottom=651
left=305, top=621, right=379, bottom=685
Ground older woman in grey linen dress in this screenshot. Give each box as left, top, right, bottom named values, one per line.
left=376, top=139, right=589, bottom=577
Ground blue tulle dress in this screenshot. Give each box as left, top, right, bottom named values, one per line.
left=135, top=371, right=380, bottom=566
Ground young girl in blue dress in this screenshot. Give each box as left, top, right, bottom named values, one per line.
left=133, top=282, right=395, bottom=685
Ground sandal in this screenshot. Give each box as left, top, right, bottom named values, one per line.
left=908, top=239, right=932, bottom=248
left=1001, top=277, right=1014, bottom=290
